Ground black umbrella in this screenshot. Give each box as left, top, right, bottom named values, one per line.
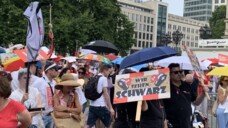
left=83, top=40, right=119, bottom=54
left=0, top=47, right=6, bottom=53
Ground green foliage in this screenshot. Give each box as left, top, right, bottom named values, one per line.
left=0, top=0, right=134, bottom=56
left=209, top=5, right=226, bottom=39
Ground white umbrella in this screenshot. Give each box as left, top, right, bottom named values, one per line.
left=62, top=56, right=77, bottom=63
left=80, top=49, right=97, bottom=54
left=155, top=56, right=208, bottom=70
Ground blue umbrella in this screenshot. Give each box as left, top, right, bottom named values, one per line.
left=112, top=57, right=147, bottom=71
left=0, top=47, right=6, bottom=53
left=112, top=57, right=125, bottom=65
left=120, top=46, right=177, bottom=69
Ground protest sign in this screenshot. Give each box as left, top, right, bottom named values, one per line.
left=183, top=45, right=204, bottom=79
left=113, top=68, right=170, bottom=104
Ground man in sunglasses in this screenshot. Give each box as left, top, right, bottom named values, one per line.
left=32, top=60, right=59, bottom=128
left=163, top=63, right=208, bottom=128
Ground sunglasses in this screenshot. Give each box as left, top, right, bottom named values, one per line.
left=171, top=70, right=183, bottom=74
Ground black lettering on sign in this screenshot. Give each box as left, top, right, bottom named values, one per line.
left=147, top=88, right=152, bottom=95
left=160, top=86, right=166, bottom=93
left=128, top=89, right=136, bottom=97
left=122, top=91, right=127, bottom=97
left=153, top=87, right=160, bottom=94
left=135, top=78, right=140, bottom=83
left=135, top=88, right=146, bottom=96
left=116, top=91, right=121, bottom=98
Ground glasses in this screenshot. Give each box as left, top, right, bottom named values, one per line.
left=171, top=70, right=183, bottom=74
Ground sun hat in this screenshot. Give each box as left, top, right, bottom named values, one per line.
left=55, top=73, right=84, bottom=89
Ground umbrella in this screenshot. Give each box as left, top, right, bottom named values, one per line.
left=202, top=58, right=218, bottom=65
left=13, top=47, right=50, bottom=62
left=80, top=49, right=97, bottom=54
left=83, top=40, right=119, bottom=54
left=0, top=53, right=25, bottom=72
left=104, top=54, right=119, bottom=61
left=120, top=46, right=177, bottom=69
left=207, top=66, right=228, bottom=76
left=79, top=54, right=111, bottom=64
left=156, top=56, right=208, bottom=70
left=62, top=56, right=77, bottom=63
left=112, top=57, right=124, bottom=65
left=0, top=47, right=6, bottom=53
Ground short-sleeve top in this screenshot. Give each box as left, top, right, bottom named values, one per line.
left=0, top=99, right=26, bottom=128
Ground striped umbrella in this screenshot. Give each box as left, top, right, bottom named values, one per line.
left=0, top=53, right=25, bottom=72
left=80, top=54, right=111, bottom=64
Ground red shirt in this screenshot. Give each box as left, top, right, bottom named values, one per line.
left=0, top=99, right=26, bottom=128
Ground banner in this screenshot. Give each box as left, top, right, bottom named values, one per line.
left=183, top=45, right=204, bottom=79
left=218, top=54, right=228, bottom=66
left=113, top=68, right=170, bottom=104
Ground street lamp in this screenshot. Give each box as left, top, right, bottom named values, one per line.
left=161, top=33, right=172, bottom=46
left=172, top=29, right=183, bottom=49
left=199, top=24, right=212, bottom=39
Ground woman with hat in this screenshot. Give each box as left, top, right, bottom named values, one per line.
left=53, top=73, right=83, bottom=128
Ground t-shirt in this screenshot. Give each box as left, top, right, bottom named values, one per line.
left=163, top=81, right=197, bottom=128
left=0, top=99, right=26, bottom=128
left=90, top=74, right=108, bottom=107
left=31, top=74, right=56, bottom=114
left=140, top=100, right=166, bottom=128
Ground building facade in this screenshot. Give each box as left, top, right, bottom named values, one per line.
left=183, top=0, right=212, bottom=21
left=118, top=0, right=168, bottom=52
left=212, top=0, right=226, bottom=12
left=168, top=14, right=208, bottom=49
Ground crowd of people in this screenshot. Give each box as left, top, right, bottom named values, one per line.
left=0, top=55, right=227, bottom=128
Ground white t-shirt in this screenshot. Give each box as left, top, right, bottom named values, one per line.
left=90, top=74, right=108, bottom=107
left=75, top=87, right=87, bottom=105
left=31, top=74, right=56, bottom=114
left=10, top=87, right=44, bottom=127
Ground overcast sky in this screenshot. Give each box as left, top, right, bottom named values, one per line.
left=162, top=0, right=184, bottom=16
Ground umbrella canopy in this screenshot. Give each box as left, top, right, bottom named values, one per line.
left=79, top=54, right=111, bottom=64
left=62, top=56, right=77, bottom=63
left=0, top=47, right=6, bottom=53
left=13, top=47, right=50, bottom=62
left=156, top=56, right=208, bottom=70
left=83, top=40, right=118, bottom=54
left=112, top=57, right=124, bottom=65
left=120, top=46, right=177, bottom=69
left=0, top=53, right=25, bottom=72
left=207, top=66, right=228, bottom=76
left=104, top=54, right=119, bottom=61
left=202, top=58, right=218, bottom=65
left=80, top=49, right=97, bottom=55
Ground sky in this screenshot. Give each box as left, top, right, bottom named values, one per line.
left=162, top=0, right=184, bottom=16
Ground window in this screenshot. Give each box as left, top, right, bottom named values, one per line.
left=136, top=14, right=138, bottom=21
left=191, top=29, right=194, bottom=33
left=147, top=17, right=150, bottom=23
left=146, top=42, right=149, bottom=48
left=150, top=42, right=152, bottom=47
left=151, top=18, right=153, bottom=24
left=146, top=33, right=149, bottom=40
left=139, top=24, right=142, bottom=31
left=173, top=25, right=176, bottom=30
left=143, top=25, right=146, bottom=31
left=187, top=28, right=190, bottom=33
left=140, top=15, right=142, bottom=22
left=215, top=0, right=218, bottom=3
left=142, top=41, right=145, bottom=48
left=150, top=26, right=153, bottom=32
left=138, top=41, right=141, bottom=47
left=183, top=27, right=186, bottom=32
left=139, top=32, right=142, bottom=39
left=147, top=25, right=150, bottom=32
left=135, top=32, right=137, bottom=38
left=178, top=26, right=181, bottom=30
left=168, top=24, right=172, bottom=29
left=144, top=16, right=146, bottom=23
left=191, top=42, right=194, bottom=47
left=143, top=33, right=145, bottom=39
left=221, top=0, right=225, bottom=3
left=134, top=42, right=137, bottom=47
left=150, top=34, right=153, bottom=40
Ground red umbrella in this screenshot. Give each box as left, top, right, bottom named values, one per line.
left=13, top=48, right=49, bottom=62
left=202, top=58, right=218, bottom=65
left=0, top=53, right=25, bottom=72
left=104, top=54, right=119, bottom=61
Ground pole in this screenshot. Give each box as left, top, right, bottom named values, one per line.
left=26, top=62, right=30, bottom=93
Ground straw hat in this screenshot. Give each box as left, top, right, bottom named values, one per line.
left=55, top=73, right=84, bottom=89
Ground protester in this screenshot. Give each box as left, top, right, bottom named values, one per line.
left=139, top=67, right=168, bottom=128
left=11, top=61, right=39, bottom=91
left=53, top=73, right=82, bottom=128
left=32, top=60, right=59, bottom=128
left=10, top=68, right=44, bottom=127
left=163, top=63, right=208, bottom=128
left=85, top=64, right=114, bottom=128
left=113, top=69, right=139, bottom=128
left=216, top=76, right=228, bottom=128
left=0, top=72, right=32, bottom=128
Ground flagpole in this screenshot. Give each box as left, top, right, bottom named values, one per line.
left=26, top=62, right=30, bottom=93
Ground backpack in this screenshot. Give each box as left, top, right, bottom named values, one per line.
left=84, top=75, right=103, bottom=101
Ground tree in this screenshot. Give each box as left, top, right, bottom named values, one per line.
left=0, top=0, right=134, bottom=56
left=209, top=5, right=226, bottom=39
